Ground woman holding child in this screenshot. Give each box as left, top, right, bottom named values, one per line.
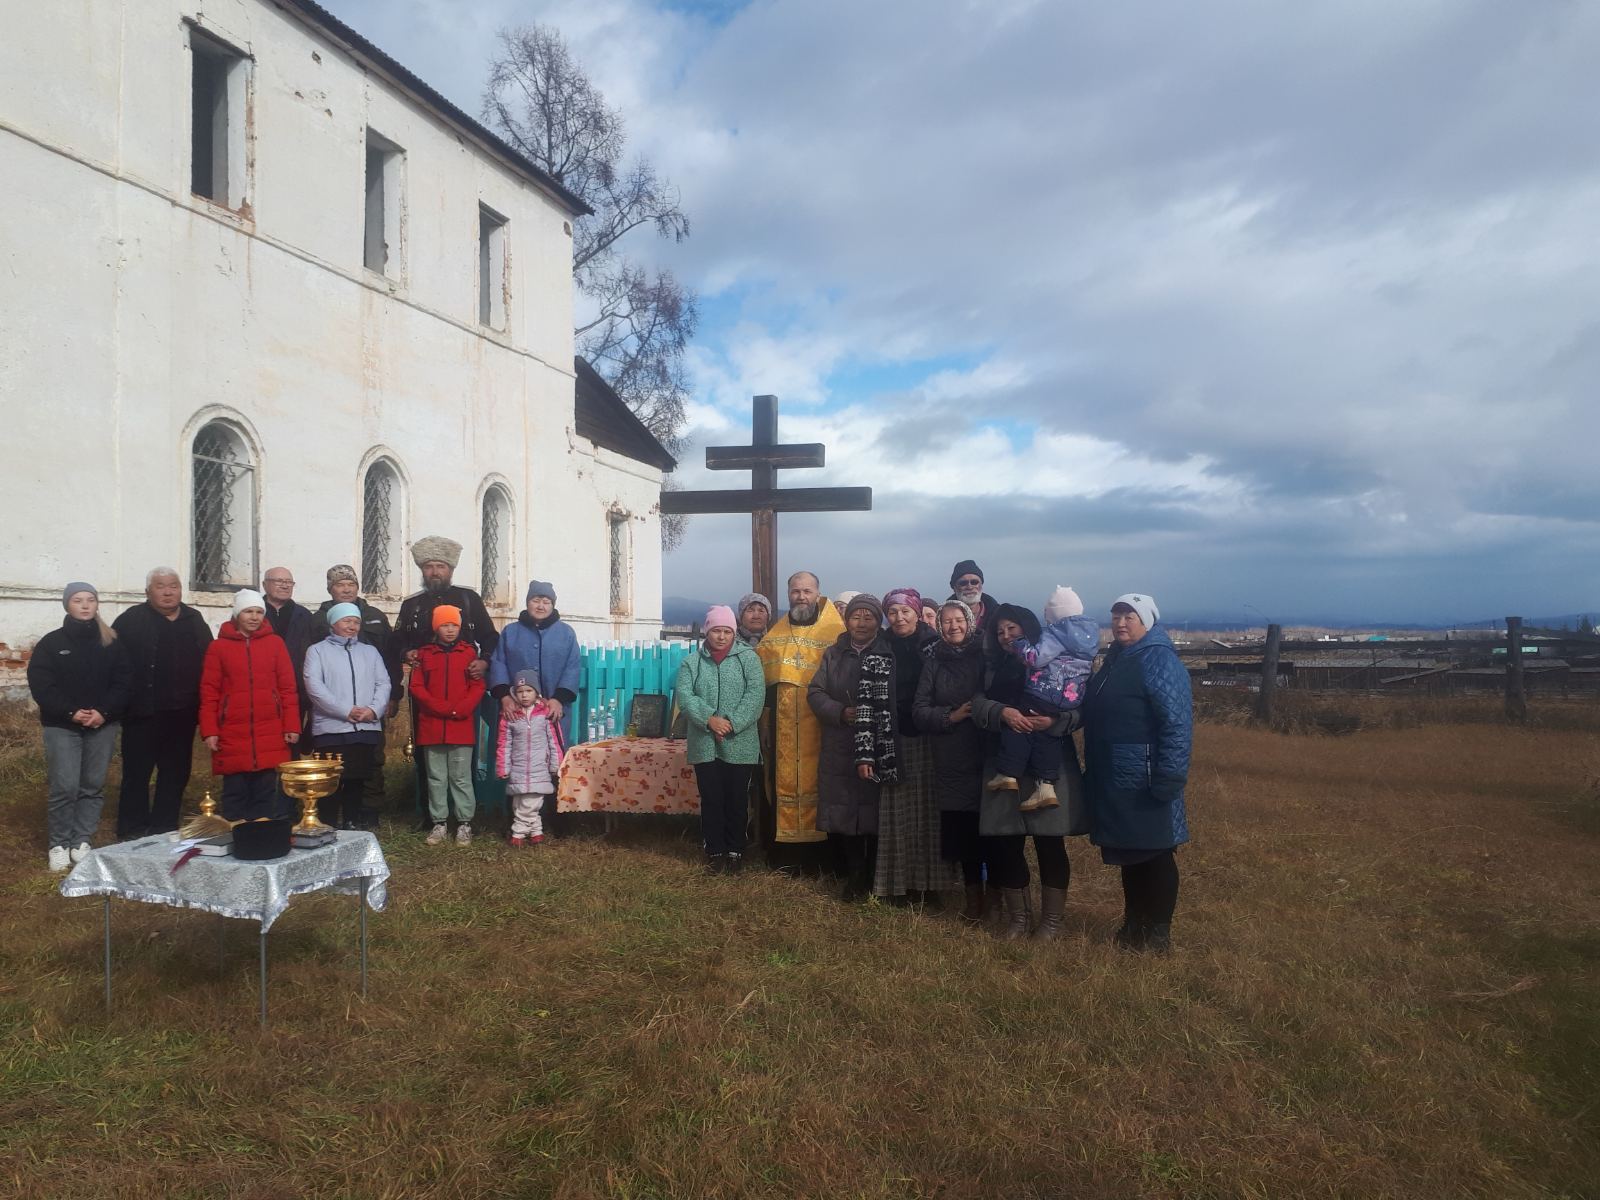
left=970, top=594, right=1089, bottom=942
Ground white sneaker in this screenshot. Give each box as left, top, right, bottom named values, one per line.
left=48, top=846, right=70, bottom=872
left=425, top=823, right=448, bottom=846
left=70, top=842, right=91, bottom=863
left=455, top=823, right=473, bottom=845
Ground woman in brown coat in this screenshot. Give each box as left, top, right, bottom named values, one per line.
left=807, top=593, right=899, bottom=900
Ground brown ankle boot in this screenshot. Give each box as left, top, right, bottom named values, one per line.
left=1032, top=886, right=1067, bottom=941
left=999, top=888, right=1031, bottom=940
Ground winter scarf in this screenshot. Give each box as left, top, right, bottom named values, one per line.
left=853, top=643, right=899, bottom=784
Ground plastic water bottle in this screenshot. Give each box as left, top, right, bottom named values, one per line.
left=604, top=698, right=617, bottom=738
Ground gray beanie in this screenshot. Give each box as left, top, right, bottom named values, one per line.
left=62, top=582, right=97, bottom=608
left=526, top=580, right=556, bottom=602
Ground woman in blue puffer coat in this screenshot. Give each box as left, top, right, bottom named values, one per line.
left=1082, top=592, right=1192, bottom=953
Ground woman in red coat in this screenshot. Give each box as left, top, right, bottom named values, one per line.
left=198, top=590, right=301, bottom=821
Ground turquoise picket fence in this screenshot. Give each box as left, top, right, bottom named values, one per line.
left=464, top=639, right=696, bottom=816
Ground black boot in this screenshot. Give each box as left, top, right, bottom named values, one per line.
left=999, top=888, right=1031, bottom=940
left=725, top=852, right=744, bottom=875
left=1144, top=923, right=1171, bottom=954
left=1032, top=886, right=1067, bottom=942
left=704, top=853, right=726, bottom=875
left=961, top=884, right=985, bottom=924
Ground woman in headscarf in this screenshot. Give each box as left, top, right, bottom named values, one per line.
left=1082, top=593, right=1191, bottom=953
left=735, top=592, right=772, bottom=647
left=913, top=598, right=989, bottom=922
left=970, top=602, right=1085, bottom=941
left=871, top=588, right=957, bottom=906
left=807, top=593, right=898, bottom=900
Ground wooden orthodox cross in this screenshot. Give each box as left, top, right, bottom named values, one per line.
left=658, top=394, right=871, bottom=604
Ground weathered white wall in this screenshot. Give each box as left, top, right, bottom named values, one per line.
left=0, top=0, right=664, bottom=668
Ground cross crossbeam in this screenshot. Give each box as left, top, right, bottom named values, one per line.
left=659, top=394, right=872, bottom=602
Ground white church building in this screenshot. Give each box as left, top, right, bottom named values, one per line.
left=0, top=0, right=673, bottom=669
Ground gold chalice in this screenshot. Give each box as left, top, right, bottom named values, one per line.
left=277, top=753, right=344, bottom=837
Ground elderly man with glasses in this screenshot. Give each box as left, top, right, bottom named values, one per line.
left=260, top=567, right=318, bottom=678
left=947, top=560, right=1000, bottom=635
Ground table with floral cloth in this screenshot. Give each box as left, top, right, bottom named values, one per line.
left=557, top=737, right=701, bottom=814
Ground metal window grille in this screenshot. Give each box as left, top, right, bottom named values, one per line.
left=362, top=463, right=396, bottom=596
left=481, top=488, right=508, bottom=606
left=192, top=424, right=252, bottom=589
left=609, top=514, right=629, bottom=615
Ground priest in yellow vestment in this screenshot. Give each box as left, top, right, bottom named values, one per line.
left=756, top=571, right=845, bottom=844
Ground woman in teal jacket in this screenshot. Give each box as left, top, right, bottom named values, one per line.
left=675, top=605, right=766, bottom=873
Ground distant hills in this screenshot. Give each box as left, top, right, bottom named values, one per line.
left=664, top=596, right=1594, bottom=632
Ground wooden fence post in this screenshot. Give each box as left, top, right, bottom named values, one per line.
left=1505, top=616, right=1526, bottom=722
left=1256, top=623, right=1282, bottom=724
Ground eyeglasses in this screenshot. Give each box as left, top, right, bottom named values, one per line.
left=264, top=578, right=294, bottom=586
left=955, top=577, right=982, bottom=587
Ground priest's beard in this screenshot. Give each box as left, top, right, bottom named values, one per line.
left=789, top=601, right=818, bottom=625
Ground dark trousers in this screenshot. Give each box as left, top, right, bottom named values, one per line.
left=987, top=834, right=1070, bottom=891
left=940, top=809, right=985, bottom=886
left=1121, top=851, right=1179, bottom=927
left=694, top=759, right=754, bottom=857
left=118, top=708, right=198, bottom=835
left=221, top=769, right=292, bottom=822
left=829, top=832, right=877, bottom=894
left=995, top=726, right=1063, bottom=781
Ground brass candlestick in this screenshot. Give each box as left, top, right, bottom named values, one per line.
left=277, top=753, right=344, bottom=836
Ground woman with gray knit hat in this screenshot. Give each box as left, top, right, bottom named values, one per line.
left=735, top=592, right=771, bottom=647
left=807, top=593, right=899, bottom=901
left=1083, top=592, right=1192, bottom=953
left=28, top=584, right=132, bottom=871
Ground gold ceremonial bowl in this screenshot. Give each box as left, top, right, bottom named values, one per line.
left=277, top=753, right=344, bottom=836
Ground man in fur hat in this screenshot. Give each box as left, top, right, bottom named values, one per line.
left=396, top=536, right=499, bottom=673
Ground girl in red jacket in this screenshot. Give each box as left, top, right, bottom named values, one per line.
left=410, top=606, right=486, bottom=845
left=199, top=590, right=301, bottom=821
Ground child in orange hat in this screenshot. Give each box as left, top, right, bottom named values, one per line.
left=410, top=605, right=485, bottom=845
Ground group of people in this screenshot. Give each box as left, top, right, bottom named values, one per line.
left=679, top=561, right=1192, bottom=952
left=27, top=543, right=1192, bottom=951
left=27, top=535, right=582, bottom=866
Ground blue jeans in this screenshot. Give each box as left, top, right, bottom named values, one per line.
left=43, top=723, right=118, bottom=849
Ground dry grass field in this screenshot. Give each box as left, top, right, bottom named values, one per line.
left=0, top=703, right=1597, bottom=1199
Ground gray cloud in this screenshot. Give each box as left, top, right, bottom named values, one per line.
left=322, top=0, right=1600, bottom=619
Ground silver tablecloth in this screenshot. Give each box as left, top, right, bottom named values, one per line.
left=59, top=831, right=390, bottom=931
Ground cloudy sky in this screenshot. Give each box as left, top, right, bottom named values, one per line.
left=325, top=0, right=1599, bottom=625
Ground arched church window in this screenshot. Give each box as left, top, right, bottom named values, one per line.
left=361, top=459, right=404, bottom=597
left=480, top=484, right=512, bottom=607
left=191, top=421, right=256, bottom=589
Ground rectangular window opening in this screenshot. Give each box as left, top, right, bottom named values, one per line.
left=608, top=513, right=631, bottom=616
left=190, top=29, right=246, bottom=207
left=364, top=130, right=403, bottom=275
left=479, top=204, right=507, bottom=329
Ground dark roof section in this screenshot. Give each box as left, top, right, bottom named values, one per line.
left=574, top=358, right=678, bottom=472
left=272, top=0, right=591, bottom=217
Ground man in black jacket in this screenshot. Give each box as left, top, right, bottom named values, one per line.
left=312, top=564, right=404, bottom=811
left=261, top=566, right=318, bottom=680
left=947, top=559, right=1000, bottom=636
left=110, top=567, right=214, bottom=837
left=395, top=537, right=499, bottom=666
